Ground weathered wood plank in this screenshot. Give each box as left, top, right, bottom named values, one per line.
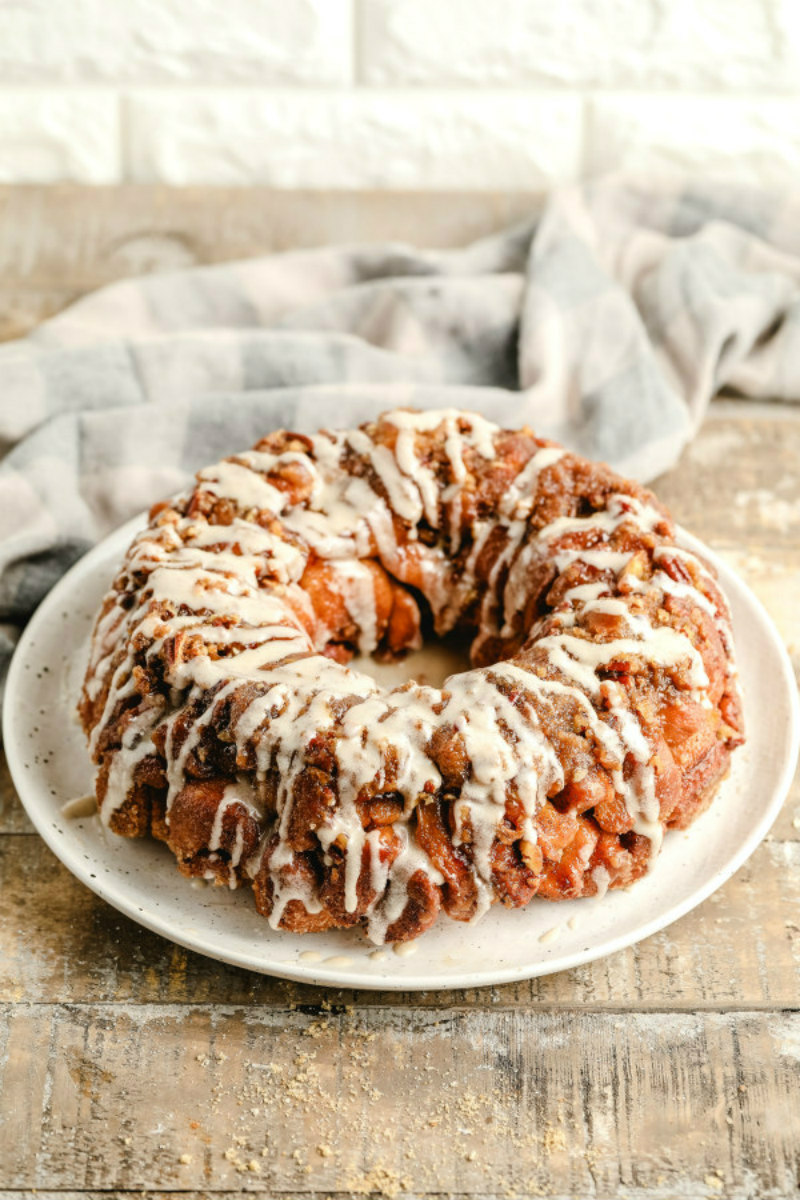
left=1, top=1003, right=798, bottom=1198
left=655, top=406, right=800, bottom=660
left=0, top=755, right=33, bottom=835
left=655, top=405, right=800, bottom=563
left=2, top=835, right=799, bottom=1012
left=0, top=184, right=540, bottom=341
left=0, top=286, right=85, bottom=343
left=655, top=406, right=800, bottom=690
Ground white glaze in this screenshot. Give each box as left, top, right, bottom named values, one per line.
left=538, top=925, right=561, bottom=945
left=82, top=408, right=740, bottom=945
left=61, top=794, right=98, bottom=819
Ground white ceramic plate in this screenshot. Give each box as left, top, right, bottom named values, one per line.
left=4, top=514, right=798, bottom=991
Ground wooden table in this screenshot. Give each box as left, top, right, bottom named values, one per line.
left=1, top=187, right=799, bottom=1200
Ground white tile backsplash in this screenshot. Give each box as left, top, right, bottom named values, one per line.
left=0, top=0, right=797, bottom=188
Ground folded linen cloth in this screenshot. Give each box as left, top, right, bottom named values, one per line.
left=1, top=174, right=799, bottom=689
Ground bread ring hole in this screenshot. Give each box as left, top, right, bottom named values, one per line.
left=350, top=629, right=473, bottom=690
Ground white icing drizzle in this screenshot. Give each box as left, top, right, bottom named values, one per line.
left=591, top=864, right=611, bottom=900
left=538, top=924, right=561, bottom=945
left=500, top=447, right=565, bottom=519
left=207, top=778, right=263, bottom=889
left=198, top=459, right=286, bottom=513
left=328, top=560, right=380, bottom=654
left=393, top=941, right=418, bottom=958
left=533, top=626, right=709, bottom=697
left=61, top=794, right=98, bottom=819
left=99, top=714, right=159, bottom=826
left=82, top=408, right=741, bottom=944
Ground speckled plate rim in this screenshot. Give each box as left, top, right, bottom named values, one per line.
left=3, top=512, right=799, bottom=992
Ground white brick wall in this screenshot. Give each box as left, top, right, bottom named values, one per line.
left=0, top=0, right=798, bottom=189
left=126, top=91, right=582, bottom=187
left=0, top=91, right=119, bottom=183
left=362, top=0, right=800, bottom=89
left=0, top=0, right=353, bottom=84
left=588, top=94, right=800, bottom=185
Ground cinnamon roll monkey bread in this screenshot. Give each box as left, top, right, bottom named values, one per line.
left=79, top=409, right=744, bottom=944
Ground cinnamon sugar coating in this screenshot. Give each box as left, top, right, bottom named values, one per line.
left=79, top=409, right=744, bottom=943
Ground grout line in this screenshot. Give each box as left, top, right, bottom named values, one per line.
left=1, top=81, right=800, bottom=95
left=1, top=82, right=800, bottom=98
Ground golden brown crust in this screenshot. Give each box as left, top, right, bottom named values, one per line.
left=80, top=409, right=744, bottom=943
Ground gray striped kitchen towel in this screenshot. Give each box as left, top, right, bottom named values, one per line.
left=1, top=175, right=799, bottom=690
